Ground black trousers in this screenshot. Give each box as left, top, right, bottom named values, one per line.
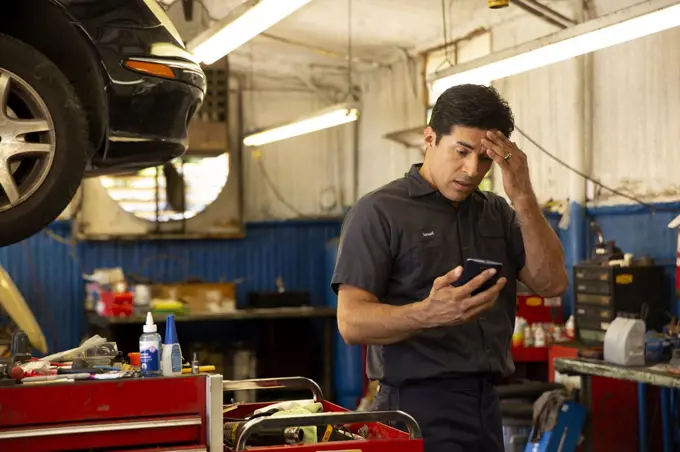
left=370, top=375, right=504, bottom=452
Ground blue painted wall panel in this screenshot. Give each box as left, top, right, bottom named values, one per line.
left=588, top=204, right=679, bottom=316
left=546, top=210, right=579, bottom=319
left=1, top=204, right=678, bottom=355
left=0, top=220, right=341, bottom=353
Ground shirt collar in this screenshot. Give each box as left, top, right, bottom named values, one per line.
left=405, top=163, right=488, bottom=201
left=406, top=164, right=437, bottom=197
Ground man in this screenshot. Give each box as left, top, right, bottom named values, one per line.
left=331, top=84, right=568, bottom=452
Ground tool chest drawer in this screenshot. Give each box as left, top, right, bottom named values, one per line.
left=575, top=316, right=610, bottom=332
left=574, top=267, right=610, bottom=282
left=574, top=280, right=610, bottom=295
left=575, top=293, right=612, bottom=307
left=575, top=305, right=614, bottom=331
left=575, top=305, right=615, bottom=322
left=578, top=328, right=606, bottom=343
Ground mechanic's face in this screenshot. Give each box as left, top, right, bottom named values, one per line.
left=422, top=125, right=493, bottom=202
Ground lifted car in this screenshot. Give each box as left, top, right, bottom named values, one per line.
left=0, top=0, right=206, bottom=246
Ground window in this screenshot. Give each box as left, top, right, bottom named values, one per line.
left=99, top=153, right=229, bottom=222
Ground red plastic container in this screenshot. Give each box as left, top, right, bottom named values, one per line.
left=96, top=291, right=134, bottom=317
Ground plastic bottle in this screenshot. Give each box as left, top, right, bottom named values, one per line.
left=523, top=324, right=534, bottom=347
left=161, top=314, right=183, bottom=376
left=512, top=317, right=526, bottom=348
left=139, top=312, right=162, bottom=376
left=534, top=323, right=546, bottom=347
left=565, top=315, right=575, bottom=340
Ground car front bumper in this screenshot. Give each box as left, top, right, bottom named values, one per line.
left=86, top=57, right=206, bottom=175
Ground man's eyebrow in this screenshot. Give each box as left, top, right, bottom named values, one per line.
left=456, top=141, right=474, bottom=149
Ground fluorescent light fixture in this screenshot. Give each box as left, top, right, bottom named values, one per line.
left=430, top=0, right=680, bottom=96
left=188, top=0, right=314, bottom=65
left=243, top=104, right=359, bottom=147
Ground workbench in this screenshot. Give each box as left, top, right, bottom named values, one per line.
left=87, top=307, right=337, bottom=398
left=555, top=357, right=679, bottom=452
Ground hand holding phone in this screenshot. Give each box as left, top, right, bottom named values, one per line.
left=420, top=259, right=507, bottom=328
left=452, top=258, right=503, bottom=296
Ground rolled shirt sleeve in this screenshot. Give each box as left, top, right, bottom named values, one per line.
left=331, top=196, right=392, bottom=298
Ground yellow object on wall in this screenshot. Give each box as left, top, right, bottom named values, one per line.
left=488, top=0, right=510, bottom=8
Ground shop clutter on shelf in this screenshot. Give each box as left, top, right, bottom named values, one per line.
left=511, top=290, right=572, bottom=362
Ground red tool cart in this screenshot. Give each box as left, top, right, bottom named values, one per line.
left=0, top=374, right=422, bottom=452
left=0, top=374, right=225, bottom=452
left=222, top=377, right=423, bottom=452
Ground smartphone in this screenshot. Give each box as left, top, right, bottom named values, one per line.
left=452, top=258, right=503, bottom=296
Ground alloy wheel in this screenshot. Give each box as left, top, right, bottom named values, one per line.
left=0, top=69, right=56, bottom=213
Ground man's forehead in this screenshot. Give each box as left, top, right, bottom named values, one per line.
left=444, top=125, right=491, bottom=147
left=441, top=135, right=485, bottom=151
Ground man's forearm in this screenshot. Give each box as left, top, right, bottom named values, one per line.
left=337, top=295, right=427, bottom=345
left=513, top=194, right=568, bottom=296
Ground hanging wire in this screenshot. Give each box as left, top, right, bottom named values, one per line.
left=257, top=158, right=306, bottom=216
left=434, top=0, right=456, bottom=73
left=344, top=0, right=355, bottom=102
left=515, top=126, right=677, bottom=213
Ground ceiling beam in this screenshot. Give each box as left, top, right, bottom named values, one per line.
left=430, top=0, right=680, bottom=86
left=512, top=0, right=577, bottom=29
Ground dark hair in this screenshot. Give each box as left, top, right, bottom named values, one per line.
left=428, top=84, right=514, bottom=144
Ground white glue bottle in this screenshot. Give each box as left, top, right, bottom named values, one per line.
left=161, top=314, right=183, bottom=376
left=140, top=312, right=162, bottom=376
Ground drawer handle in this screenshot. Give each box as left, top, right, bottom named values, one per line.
left=0, top=416, right=201, bottom=440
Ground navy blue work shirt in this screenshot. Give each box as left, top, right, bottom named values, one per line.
left=331, top=164, right=526, bottom=386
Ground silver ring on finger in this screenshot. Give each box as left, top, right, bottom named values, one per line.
left=504, top=152, right=512, bottom=162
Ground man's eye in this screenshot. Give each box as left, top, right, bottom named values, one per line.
left=456, top=148, right=468, bottom=155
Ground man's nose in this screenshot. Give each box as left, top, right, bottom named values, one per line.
left=463, top=155, right=479, bottom=178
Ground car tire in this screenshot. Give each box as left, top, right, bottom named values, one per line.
left=0, top=33, right=89, bottom=247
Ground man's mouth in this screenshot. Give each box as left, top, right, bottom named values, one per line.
left=453, top=180, right=473, bottom=191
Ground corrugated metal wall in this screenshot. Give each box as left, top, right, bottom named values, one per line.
left=2, top=212, right=677, bottom=354
left=0, top=220, right=341, bottom=353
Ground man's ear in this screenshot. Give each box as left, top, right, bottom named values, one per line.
left=424, top=126, right=436, bottom=149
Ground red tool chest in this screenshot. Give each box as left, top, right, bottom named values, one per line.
left=0, top=375, right=423, bottom=452
left=0, top=375, right=224, bottom=452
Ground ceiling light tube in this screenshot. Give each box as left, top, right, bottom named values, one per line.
left=430, top=0, right=680, bottom=96
left=188, top=0, right=314, bottom=65
left=243, top=103, right=360, bottom=147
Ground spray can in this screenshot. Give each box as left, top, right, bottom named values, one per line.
left=139, top=312, right=162, bottom=376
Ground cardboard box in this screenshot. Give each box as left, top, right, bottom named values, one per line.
left=151, top=283, right=236, bottom=314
